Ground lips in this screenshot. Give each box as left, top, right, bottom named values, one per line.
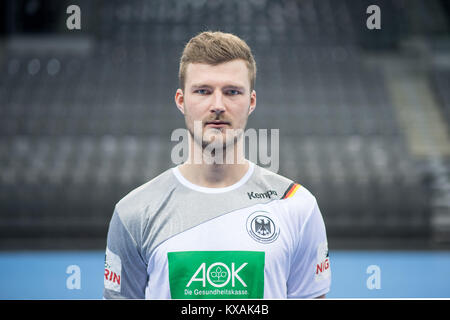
left=205, top=121, right=230, bottom=127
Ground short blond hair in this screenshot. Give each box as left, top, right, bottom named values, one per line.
left=179, top=31, right=257, bottom=91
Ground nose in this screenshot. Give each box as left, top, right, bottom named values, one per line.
left=210, top=90, right=225, bottom=116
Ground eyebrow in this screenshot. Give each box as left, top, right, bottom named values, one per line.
left=190, top=84, right=246, bottom=91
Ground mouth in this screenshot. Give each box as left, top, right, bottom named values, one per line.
left=205, top=121, right=230, bottom=128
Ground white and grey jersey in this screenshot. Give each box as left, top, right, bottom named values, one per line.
left=103, top=161, right=331, bottom=299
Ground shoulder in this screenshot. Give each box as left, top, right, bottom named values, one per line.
left=114, top=167, right=178, bottom=224
left=253, top=165, right=294, bottom=187
left=258, top=167, right=319, bottom=223
left=250, top=165, right=294, bottom=198
left=251, top=164, right=316, bottom=204
left=286, top=183, right=317, bottom=207
left=283, top=182, right=319, bottom=220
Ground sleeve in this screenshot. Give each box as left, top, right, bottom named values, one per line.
left=103, top=209, right=148, bottom=299
left=287, top=199, right=331, bottom=298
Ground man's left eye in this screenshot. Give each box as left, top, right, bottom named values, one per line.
left=226, top=90, right=241, bottom=95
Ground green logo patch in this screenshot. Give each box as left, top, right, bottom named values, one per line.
left=167, top=251, right=265, bottom=299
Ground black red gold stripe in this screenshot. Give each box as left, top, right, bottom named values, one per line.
left=281, top=183, right=301, bottom=199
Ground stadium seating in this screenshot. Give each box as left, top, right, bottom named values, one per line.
left=0, top=0, right=448, bottom=249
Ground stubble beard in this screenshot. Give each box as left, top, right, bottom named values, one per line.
left=185, top=118, right=246, bottom=165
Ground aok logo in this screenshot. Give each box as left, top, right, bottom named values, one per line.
left=186, top=262, right=248, bottom=288
left=168, top=251, right=264, bottom=299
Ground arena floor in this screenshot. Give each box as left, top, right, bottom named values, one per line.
left=0, top=250, right=449, bottom=299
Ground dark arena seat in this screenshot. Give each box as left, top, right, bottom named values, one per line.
left=0, top=0, right=449, bottom=249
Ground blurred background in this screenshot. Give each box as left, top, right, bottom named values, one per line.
left=0, top=0, right=449, bottom=298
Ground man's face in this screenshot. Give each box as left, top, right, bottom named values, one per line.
left=175, top=59, right=256, bottom=150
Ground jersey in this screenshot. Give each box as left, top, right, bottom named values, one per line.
left=103, top=161, right=331, bottom=299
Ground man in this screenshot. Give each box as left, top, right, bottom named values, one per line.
left=103, top=31, right=331, bottom=299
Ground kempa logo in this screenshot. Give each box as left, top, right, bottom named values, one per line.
left=247, top=190, right=277, bottom=200
left=187, top=262, right=248, bottom=288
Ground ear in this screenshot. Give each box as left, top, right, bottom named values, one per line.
left=175, top=88, right=185, bottom=114
left=248, top=89, right=256, bottom=115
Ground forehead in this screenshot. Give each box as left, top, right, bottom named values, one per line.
left=185, top=59, right=250, bottom=88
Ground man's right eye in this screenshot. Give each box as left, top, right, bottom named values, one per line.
left=194, top=89, right=210, bottom=95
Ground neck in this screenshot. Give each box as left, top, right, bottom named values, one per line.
left=178, top=137, right=249, bottom=188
